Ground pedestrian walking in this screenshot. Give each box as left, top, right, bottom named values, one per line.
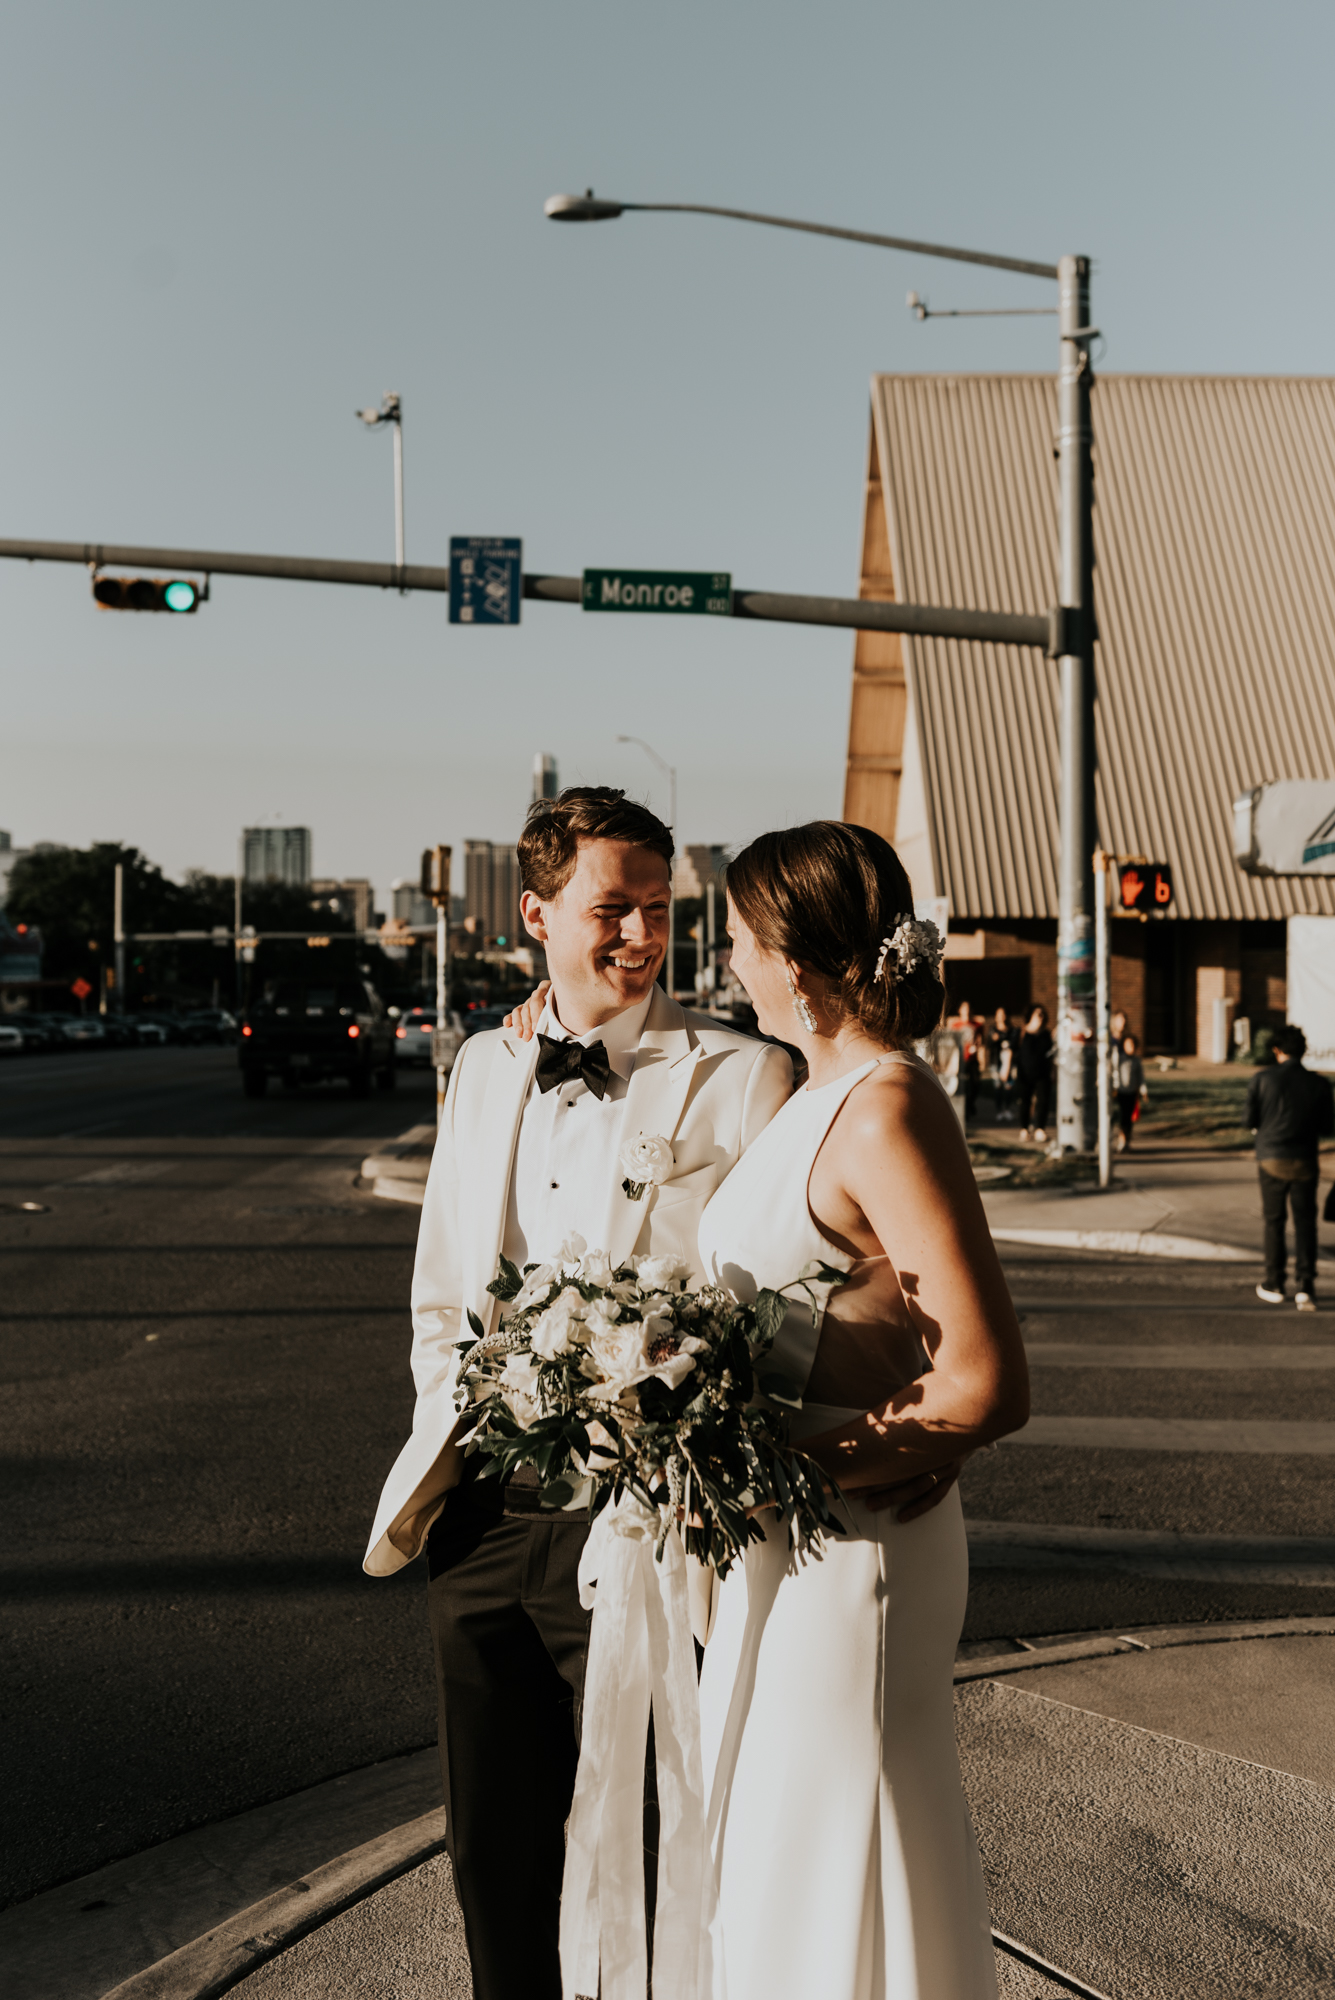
left=987, top=1005, right=1017, bottom=1122
left=1115, top=1032, right=1147, bottom=1151
left=1015, top=1004, right=1053, bottom=1141
left=948, top=999, right=981, bottom=1119
left=1245, top=1024, right=1334, bottom=1311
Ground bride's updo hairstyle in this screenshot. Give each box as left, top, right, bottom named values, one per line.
left=725, top=822, right=945, bottom=1048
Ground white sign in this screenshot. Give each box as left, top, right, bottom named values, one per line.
left=1234, top=780, right=1335, bottom=876
left=1287, top=916, right=1335, bottom=1071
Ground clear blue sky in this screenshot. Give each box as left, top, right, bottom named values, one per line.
left=3, top=0, right=1330, bottom=903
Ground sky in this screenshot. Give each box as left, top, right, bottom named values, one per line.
left=3, top=0, right=1333, bottom=908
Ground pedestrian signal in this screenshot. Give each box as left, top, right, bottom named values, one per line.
left=92, top=575, right=202, bottom=613
left=1118, top=861, right=1173, bottom=913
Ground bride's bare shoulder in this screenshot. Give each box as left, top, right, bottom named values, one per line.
left=836, top=1054, right=961, bottom=1155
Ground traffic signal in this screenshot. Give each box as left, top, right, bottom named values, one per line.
left=92, top=575, right=203, bottom=613
left=1118, top=861, right=1174, bottom=913
left=420, top=845, right=452, bottom=906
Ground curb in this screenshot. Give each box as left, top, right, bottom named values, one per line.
left=101, top=1808, right=448, bottom=2000
left=953, top=1613, right=1335, bottom=1684
left=990, top=1225, right=1255, bottom=1261
left=360, top=1125, right=435, bottom=1207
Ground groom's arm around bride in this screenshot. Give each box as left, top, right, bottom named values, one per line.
left=362, top=787, right=791, bottom=2000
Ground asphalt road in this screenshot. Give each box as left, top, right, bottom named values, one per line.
left=4, top=1048, right=1335, bottom=1913
left=1, top=1050, right=438, bottom=1905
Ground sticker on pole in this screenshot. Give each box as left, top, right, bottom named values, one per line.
left=582, top=570, right=732, bottom=616
left=450, top=538, right=522, bottom=625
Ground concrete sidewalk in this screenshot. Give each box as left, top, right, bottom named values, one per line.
left=10, top=1620, right=1335, bottom=2000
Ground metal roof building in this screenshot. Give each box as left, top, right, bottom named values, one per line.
left=846, top=373, right=1335, bottom=919
left=843, top=374, right=1335, bottom=1050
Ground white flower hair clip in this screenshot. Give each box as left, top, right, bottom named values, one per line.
left=874, top=916, right=945, bottom=982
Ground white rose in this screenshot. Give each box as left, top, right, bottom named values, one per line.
left=530, top=1286, right=587, bottom=1359
left=632, top=1252, right=691, bottom=1293
left=618, top=1133, right=675, bottom=1186
left=498, top=1352, right=542, bottom=1424
left=511, top=1261, right=559, bottom=1312
left=578, top=1247, right=614, bottom=1288
left=584, top=1296, right=622, bottom=1332
left=582, top=1317, right=653, bottom=1399
left=555, top=1231, right=588, bottom=1271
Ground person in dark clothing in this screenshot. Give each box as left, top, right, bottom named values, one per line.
left=1245, top=1024, right=1335, bottom=1309
left=1015, top=1004, right=1054, bottom=1141
left=987, top=1006, right=1017, bottom=1122
left=1115, top=1032, right=1146, bottom=1151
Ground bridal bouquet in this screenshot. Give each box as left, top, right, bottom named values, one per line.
left=457, top=1233, right=848, bottom=1577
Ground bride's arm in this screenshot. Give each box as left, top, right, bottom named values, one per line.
left=802, top=1066, right=1029, bottom=1491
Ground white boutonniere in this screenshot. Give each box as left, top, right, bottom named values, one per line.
left=619, top=1131, right=674, bottom=1202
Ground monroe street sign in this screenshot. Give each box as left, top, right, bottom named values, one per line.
left=582, top=569, right=732, bottom=615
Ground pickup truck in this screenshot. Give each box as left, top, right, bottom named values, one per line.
left=239, top=978, right=395, bottom=1097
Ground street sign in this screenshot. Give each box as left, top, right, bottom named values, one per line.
left=70, top=977, right=93, bottom=1000
left=582, top=570, right=732, bottom=616
left=1117, top=861, right=1173, bottom=914
left=450, top=538, right=521, bottom=625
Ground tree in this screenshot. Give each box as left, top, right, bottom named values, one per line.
left=5, top=844, right=182, bottom=998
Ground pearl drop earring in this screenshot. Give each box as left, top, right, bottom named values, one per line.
left=786, top=974, right=817, bottom=1034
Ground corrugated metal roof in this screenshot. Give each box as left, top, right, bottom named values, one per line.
left=871, top=373, right=1335, bottom=921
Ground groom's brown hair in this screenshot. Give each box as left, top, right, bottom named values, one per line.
left=518, top=786, right=674, bottom=901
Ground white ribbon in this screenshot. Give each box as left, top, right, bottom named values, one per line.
left=561, top=1492, right=722, bottom=2000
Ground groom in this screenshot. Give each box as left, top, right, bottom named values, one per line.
left=364, top=787, right=793, bottom=2000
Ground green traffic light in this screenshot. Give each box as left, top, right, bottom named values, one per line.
left=164, top=580, right=198, bottom=612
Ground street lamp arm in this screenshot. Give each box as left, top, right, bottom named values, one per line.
left=545, top=193, right=1057, bottom=282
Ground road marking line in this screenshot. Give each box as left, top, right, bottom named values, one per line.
left=1009, top=1415, right=1335, bottom=1453
left=1026, top=1343, right=1335, bottom=1369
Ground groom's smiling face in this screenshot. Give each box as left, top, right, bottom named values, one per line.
left=520, top=838, right=670, bottom=1030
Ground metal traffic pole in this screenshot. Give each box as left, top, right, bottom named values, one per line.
left=113, top=863, right=126, bottom=1013
left=1055, top=257, right=1099, bottom=1155
left=1094, top=849, right=1112, bottom=1189
left=547, top=195, right=1098, bottom=1149
left=355, top=393, right=405, bottom=580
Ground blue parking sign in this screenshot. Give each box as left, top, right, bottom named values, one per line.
left=450, top=537, right=522, bottom=625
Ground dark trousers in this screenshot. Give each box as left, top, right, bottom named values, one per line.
left=1259, top=1163, right=1318, bottom=1293
left=1116, top=1090, right=1139, bottom=1142
left=427, top=1481, right=592, bottom=2000
left=1017, top=1072, right=1050, bottom=1130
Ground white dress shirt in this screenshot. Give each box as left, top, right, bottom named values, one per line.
left=503, top=991, right=655, bottom=1266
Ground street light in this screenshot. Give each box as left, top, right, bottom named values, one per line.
left=550, top=193, right=1098, bottom=1154
left=616, top=733, right=677, bottom=999
left=355, top=392, right=405, bottom=575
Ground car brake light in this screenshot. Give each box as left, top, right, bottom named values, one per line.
left=242, top=1024, right=252, bottom=1037
left=348, top=1024, right=360, bottom=1038
left=396, top=1026, right=406, bottom=1038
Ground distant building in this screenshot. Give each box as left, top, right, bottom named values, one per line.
left=243, top=826, right=311, bottom=887
left=674, top=845, right=728, bottom=901
left=465, top=840, right=522, bottom=946
left=533, top=753, right=559, bottom=803
left=391, top=878, right=435, bottom=928
left=309, top=878, right=377, bottom=932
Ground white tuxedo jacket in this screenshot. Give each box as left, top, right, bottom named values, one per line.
left=364, top=987, right=793, bottom=1575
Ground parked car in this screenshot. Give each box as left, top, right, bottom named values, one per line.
left=239, top=978, right=395, bottom=1097
left=180, top=1008, right=238, bottom=1045
left=461, top=1004, right=517, bottom=1038
left=131, top=1017, right=171, bottom=1046
left=99, top=1016, right=142, bottom=1049
left=8, top=1016, right=61, bottom=1053
left=392, top=1007, right=465, bottom=1069
left=0, top=1024, right=23, bottom=1056
left=136, top=1013, right=188, bottom=1044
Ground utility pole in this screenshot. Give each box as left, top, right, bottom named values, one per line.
left=705, top=879, right=717, bottom=1010
left=1055, top=256, right=1098, bottom=1153
left=422, top=845, right=452, bottom=1125
left=113, top=863, right=125, bottom=1013
left=1094, top=849, right=1112, bottom=1189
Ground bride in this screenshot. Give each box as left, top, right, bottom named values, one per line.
left=508, top=818, right=1028, bottom=1999
left=695, top=820, right=1027, bottom=2000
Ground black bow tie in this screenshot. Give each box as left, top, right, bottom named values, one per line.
left=534, top=1033, right=612, bottom=1101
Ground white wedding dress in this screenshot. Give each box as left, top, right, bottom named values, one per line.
left=696, top=1053, right=997, bottom=2000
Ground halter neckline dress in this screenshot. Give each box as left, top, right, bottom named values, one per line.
left=696, top=1052, right=997, bottom=2000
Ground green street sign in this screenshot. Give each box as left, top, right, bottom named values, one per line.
left=582, top=569, right=732, bottom=616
